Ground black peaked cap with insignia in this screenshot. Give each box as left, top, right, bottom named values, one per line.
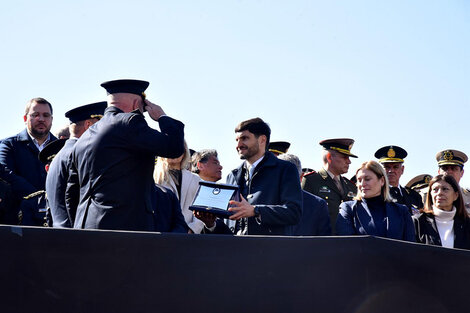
left=436, top=149, right=468, bottom=168
left=375, top=145, right=407, bottom=163
left=406, top=174, right=433, bottom=190
left=100, top=79, right=149, bottom=96
left=38, top=139, right=67, bottom=164
left=65, top=101, right=107, bottom=124
left=269, top=141, right=291, bottom=155
left=319, top=138, right=358, bottom=158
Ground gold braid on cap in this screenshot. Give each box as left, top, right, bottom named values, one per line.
left=90, top=114, right=103, bottom=119
left=379, top=157, right=404, bottom=163
left=269, top=149, right=285, bottom=155
left=330, top=146, right=351, bottom=155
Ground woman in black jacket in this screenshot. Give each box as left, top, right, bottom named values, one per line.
left=413, top=174, right=470, bottom=249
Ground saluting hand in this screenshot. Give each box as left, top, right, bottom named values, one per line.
left=144, top=99, right=166, bottom=121
left=228, top=195, right=255, bottom=220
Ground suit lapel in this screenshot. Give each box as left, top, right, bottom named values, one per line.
left=356, top=201, right=375, bottom=234
left=425, top=214, right=442, bottom=246
left=453, top=218, right=465, bottom=248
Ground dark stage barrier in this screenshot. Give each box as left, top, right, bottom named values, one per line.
left=1, top=225, right=469, bottom=313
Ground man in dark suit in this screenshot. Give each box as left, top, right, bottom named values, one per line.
left=46, top=101, right=107, bottom=227
left=301, top=138, right=357, bottom=234
left=66, top=79, right=185, bottom=231
left=0, top=97, right=56, bottom=225
left=375, top=145, right=423, bottom=214
left=278, top=153, right=331, bottom=236
left=197, top=118, right=302, bottom=236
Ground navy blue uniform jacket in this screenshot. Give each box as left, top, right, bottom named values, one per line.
left=413, top=212, right=470, bottom=250
left=151, top=184, right=188, bottom=233
left=293, top=190, right=331, bottom=236
left=0, top=129, right=57, bottom=224
left=46, top=138, right=77, bottom=228
left=336, top=200, right=415, bottom=242
left=66, top=107, right=185, bottom=231
left=227, top=152, right=302, bottom=235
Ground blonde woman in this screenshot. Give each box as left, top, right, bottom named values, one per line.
left=154, top=141, right=204, bottom=233
left=336, top=160, right=415, bottom=241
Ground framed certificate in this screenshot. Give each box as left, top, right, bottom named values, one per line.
left=189, top=181, right=239, bottom=218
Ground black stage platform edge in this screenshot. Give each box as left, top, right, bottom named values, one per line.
left=1, top=225, right=468, bottom=313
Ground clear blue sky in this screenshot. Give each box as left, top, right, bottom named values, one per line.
left=1, top=1, right=469, bottom=186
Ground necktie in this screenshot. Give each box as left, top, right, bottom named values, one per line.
left=334, top=176, right=344, bottom=195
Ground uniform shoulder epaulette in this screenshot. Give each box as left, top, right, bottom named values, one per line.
left=463, top=188, right=470, bottom=195
left=303, top=170, right=317, bottom=177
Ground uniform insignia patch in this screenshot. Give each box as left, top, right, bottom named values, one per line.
left=387, top=148, right=395, bottom=158
left=319, top=186, right=331, bottom=193
left=443, top=150, right=454, bottom=161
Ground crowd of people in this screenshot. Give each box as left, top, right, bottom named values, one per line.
left=0, top=79, right=469, bottom=251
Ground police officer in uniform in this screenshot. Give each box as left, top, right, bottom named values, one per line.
left=405, top=174, right=433, bottom=205
left=436, top=149, right=470, bottom=215
left=268, top=141, right=290, bottom=156
left=66, top=79, right=185, bottom=231
left=375, top=145, right=423, bottom=214
left=46, top=101, right=106, bottom=227
left=22, top=138, right=68, bottom=227
left=301, top=138, right=357, bottom=234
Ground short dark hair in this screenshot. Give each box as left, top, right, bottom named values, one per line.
left=24, top=97, right=53, bottom=116
left=424, top=174, right=466, bottom=219
left=191, top=149, right=218, bottom=173
left=234, top=117, right=271, bottom=149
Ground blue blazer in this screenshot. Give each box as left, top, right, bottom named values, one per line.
left=0, top=129, right=56, bottom=224
left=151, top=185, right=188, bottom=233
left=0, top=129, right=57, bottom=198
left=293, top=190, right=331, bottom=236
left=227, top=152, right=302, bottom=236
left=336, top=200, right=415, bottom=242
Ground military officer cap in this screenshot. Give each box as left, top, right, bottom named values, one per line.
left=406, top=174, right=433, bottom=190
left=319, top=138, right=358, bottom=158
left=269, top=141, right=291, bottom=155
left=302, top=167, right=315, bottom=174
left=38, top=139, right=67, bottom=164
left=65, top=101, right=107, bottom=124
left=375, top=145, right=407, bottom=163
left=436, top=149, right=468, bottom=168
left=100, top=79, right=149, bottom=96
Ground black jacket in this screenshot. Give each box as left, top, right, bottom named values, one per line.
left=66, top=107, right=184, bottom=231
left=413, top=212, right=470, bottom=250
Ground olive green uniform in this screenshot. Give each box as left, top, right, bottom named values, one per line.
left=301, top=168, right=356, bottom=234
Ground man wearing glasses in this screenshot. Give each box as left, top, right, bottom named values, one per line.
left=0, top=97, right=57, bottom=225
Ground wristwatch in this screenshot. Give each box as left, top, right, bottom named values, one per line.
left=253, top=205, right=260, bottom=217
